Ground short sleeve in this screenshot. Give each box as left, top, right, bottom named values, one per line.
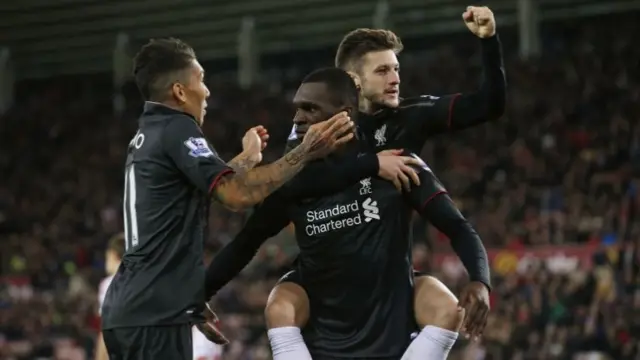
left=163, top=116, right=234, bottom=194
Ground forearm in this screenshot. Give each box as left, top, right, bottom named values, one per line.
left=285, top=153, right=379, bottom=198
left=204, top=229, right=267, bottom=299
left=212, top=145, right=308, bottom=210
left=419, top=193, right=491, bottom=289
left=226, top=151, right=260, bottom=175
left=448, top=35, right=506, bottom=129
left=204, top=202, right=288, bottom=298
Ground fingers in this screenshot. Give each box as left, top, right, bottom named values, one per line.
left=460, top=297, right=489, bottom=341
left=391, top=177, right=402, bottom=192
left=323, top=113, right=353, bottom=139
left=395, top=170, right=411, bottom=192
left=197, top=322, right=229, bottom=345
left=378, top=149, right=403, bottom=156
left=319, top=111, right=350, bottom=131
left=470, top=306, right=489, bottom=340
left=462, top=300, right=480, bottom=337
left=467, top=302, right=487, bottom=340
left=402, top=164, right=421, bottom=187
left=462, top=9, right=473, bottom=21
left=403, top=157, right=423, bottom=168
left=333, top=132, right=354, bottom=147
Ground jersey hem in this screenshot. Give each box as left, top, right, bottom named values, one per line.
left=102, top=319, right=192, bottom=330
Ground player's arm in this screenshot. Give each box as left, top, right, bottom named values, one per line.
left=226, top=152, right=260, bottom=174
left=204, top=194, right=290, bottom=299
left=403, top=34, right=506, bottom=148
left=283, top=151, right=378, bottom=198
left=164, top=114, right=352, bottom=211
left=281, top=137, right=421, bottom=198
left=402, top=157, right=490, bottom=289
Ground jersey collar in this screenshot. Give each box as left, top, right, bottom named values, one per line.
left=142, top=101, right=198, bottom=123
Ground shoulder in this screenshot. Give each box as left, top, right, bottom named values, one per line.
left=162, top=114, right=203, bottom=138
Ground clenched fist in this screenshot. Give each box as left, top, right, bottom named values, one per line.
left=242, top=125, right=269, bottom=163
left=462, top=6, right=496, bottom=38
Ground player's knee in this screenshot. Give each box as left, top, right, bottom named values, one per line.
left=414, top=276, right=463, bottom=331
left=265, top=282, right=310, bottom=329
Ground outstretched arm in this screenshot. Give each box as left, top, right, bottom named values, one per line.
left=164, top=113, right=353, bottom=211
left=204, top=194, right=291, bottom=299
left=281, top=135, right=422, bottom=199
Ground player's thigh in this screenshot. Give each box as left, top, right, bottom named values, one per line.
left=413, top=274, right=463, bottom=330
left=265, top=270, right=311, bottom=329
left=105, top=325, right=193, bottom=360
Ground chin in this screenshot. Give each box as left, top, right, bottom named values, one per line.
left=379, top=98, right=400, bottom=108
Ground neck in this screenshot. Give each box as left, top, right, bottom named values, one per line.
left=358, top=94, right=374, bottom=114
left=358, top=95, right=385, bottom=115
left=150, top=99, right=183, bottom=112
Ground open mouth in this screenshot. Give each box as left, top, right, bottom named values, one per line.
left=384, top=89, right=399, bottom=96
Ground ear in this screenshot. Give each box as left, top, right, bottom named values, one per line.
left=171, top=82, right=187, bottom=104
left=346, top=71, right=361, bottom=90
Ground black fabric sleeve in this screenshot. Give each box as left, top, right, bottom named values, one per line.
left=402, top=35, right=506, bottom=150
left=280, top=136, right=379, bottom=199
left=402, top=156, right=491, bottom=290
left=204, top=193, right=290, bottom=299
left=283, top=153, right=379, bottom=199
left=163, top=116, right=234, bottom=194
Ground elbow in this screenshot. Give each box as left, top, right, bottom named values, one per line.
left=222, top=193, right=254, bottom=212
left=212, top=181, right=256, bottom=212
left=482, top=89, right=506, bottom=122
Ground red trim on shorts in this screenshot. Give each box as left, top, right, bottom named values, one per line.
left=208, top=169, right=234, bottom=194
left=447, top=93, right=462, bottom=129
left=421, top=190, right=447, bottom=210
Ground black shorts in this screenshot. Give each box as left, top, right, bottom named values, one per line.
left=103, top=324, right=192, bottom=360
left=277, top=269, right=418, bottom=359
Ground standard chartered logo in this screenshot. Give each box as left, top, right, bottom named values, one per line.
left=305, top=197, right=380, bottom=236
left=362, top=198, right=380, bottom=222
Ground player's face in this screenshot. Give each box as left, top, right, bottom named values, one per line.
left=173, top=59, right=210, bottom=126
left=105, top=250, right=121, bottom=276
left=358, top=50, right=400, bottom=109
left=291, top=82, right=344, bottom=137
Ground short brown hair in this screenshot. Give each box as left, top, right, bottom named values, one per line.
left=335, top=28, right=404, bottom=70
left=108, top=233, right=125, bottom=258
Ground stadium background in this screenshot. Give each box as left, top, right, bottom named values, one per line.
left=1, top=0, right=640, bottom=359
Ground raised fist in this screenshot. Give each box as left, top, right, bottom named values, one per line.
left=462, top=6, right=496, bottom=38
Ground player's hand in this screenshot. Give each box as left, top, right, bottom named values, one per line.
left=377, top=149, right=422, bottom=192
left=195, top=303, right=229, bottom=345
left=458, top=281, right=490, bottom=341
left=242, top=126, right=269, bottom=163
left=301, top=111, right=354, bottom=160
left=462, top=6, right=496, bottom=38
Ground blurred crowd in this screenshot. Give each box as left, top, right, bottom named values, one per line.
left=1, top=12, right=640, bottom=360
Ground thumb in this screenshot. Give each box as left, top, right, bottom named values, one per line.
left=462, top=10, right=473, bottom=22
